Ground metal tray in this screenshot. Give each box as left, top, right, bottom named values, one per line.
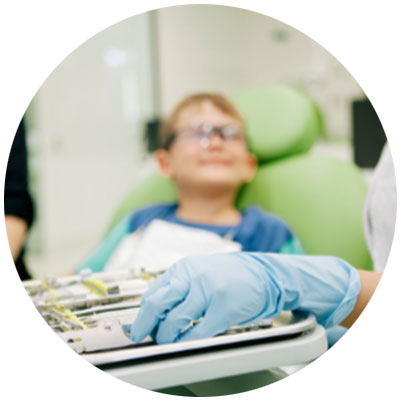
left=83, top=311, right=316, bottom=366
left=23, top=270, right=317, bottom=367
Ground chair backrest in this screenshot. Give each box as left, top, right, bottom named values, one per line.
left=109, top=85, right=372, bottom=270
left=232, top=85, right=321, bottom=162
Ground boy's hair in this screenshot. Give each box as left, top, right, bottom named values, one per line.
left=159, top=93, right=245, bottom=149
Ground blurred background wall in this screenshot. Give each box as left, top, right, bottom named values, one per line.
left=19, top=5, right=383, bottom=277
left=155, top=6, right=363, bottom=136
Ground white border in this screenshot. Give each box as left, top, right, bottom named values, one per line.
left=1, top=1, right=399, bottom=399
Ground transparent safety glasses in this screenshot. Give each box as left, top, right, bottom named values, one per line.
left=164, top=123, right=246, bottom=149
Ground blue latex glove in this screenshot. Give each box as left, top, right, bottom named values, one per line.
left=129, top=253, right=360, bottom=344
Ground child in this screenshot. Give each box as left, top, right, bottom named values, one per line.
left=76, top=93, right=304, bottom=274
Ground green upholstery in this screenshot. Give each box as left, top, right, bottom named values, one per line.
left=109, top=171, right=178, bottom=228
left=232, top=85, right=321, bottom=162
left=108, top=85, right=372, bottom=270
left=237, top=154, right=372, bottom=269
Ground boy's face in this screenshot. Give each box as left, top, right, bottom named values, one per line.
left=155, top=101, right=257, bottom=193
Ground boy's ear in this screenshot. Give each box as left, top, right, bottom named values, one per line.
left=244, top=153, right=258, bottom=183
left=154, top=149, right=173, bottom=178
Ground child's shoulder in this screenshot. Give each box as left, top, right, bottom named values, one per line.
left=129, top=203, right=178, bottom=229
left=237, top=205, right=301, bottom=252
left=133, top=203, right=177, bottom=215
left=242, top=205, right=291, bottom=229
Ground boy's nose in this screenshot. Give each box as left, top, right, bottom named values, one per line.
left=207, top=131, right=224, bottom=148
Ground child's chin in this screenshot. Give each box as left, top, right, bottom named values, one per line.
left=199, top=176, right=242, bottom=189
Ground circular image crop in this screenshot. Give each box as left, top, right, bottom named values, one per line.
left=5, top=4, right=396, bottom=397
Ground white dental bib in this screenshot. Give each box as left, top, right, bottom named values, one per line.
left=104, top=219, right=242, bottom=274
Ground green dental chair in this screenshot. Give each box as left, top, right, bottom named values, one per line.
left=109, top=84, right=372, bottom=270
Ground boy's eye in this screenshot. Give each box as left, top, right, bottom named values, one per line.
left=192, top=126, right=210, bottom=138
left=220, top=125, right=241, bottom=139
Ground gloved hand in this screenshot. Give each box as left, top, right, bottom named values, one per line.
left=129, top=252, right=360, bottom=344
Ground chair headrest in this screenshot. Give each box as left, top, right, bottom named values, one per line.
left=233, top=85, right=321, bottom=163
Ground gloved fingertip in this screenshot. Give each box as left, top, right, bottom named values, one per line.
left=129, top=330, right=146, bottom=343
left=122, top=322, right=144, bottom=343
left=128, top=331, right=138, bottom=342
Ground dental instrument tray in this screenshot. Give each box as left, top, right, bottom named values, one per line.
left=24, top=269, right=317, bottom=366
